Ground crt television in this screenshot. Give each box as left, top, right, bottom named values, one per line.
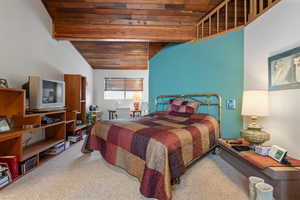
left=23, top=76, right=65, bottom=110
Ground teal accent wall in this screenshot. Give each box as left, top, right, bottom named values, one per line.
left=149, top=29, right=244, bottom=138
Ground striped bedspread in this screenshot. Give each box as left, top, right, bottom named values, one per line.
left=83, top=111, right=219, bottom=200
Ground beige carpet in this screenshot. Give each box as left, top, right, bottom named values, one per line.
left=0, top=141, right=249, bottom=200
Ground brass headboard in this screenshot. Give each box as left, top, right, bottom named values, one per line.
left=155, top=93, right=222, bottom=135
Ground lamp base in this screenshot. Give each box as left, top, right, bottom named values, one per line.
left=247, top=116, right=263, bottom=131
left=240, top=129, right=270, bottom=147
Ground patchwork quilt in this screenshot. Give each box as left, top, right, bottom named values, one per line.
left=83, top=111, right=219, bottom=200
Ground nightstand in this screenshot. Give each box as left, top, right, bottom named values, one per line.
left=217, top=138, right=300, bottom=200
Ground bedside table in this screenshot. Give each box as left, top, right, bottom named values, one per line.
left=217, top=138, right=300, bottom=200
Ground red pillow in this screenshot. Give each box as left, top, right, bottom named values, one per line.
left=168, top=99, right=200, bottom=114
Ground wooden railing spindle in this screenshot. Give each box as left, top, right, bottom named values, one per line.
left=225, top=2, right=228, bottom=30
left=259, top=0, right=264, bottom=12
left=244, top=0, right=248, bottom=24
left=209, top=16, right=212, bottom=35
left=234, top=0, right=238, bottom=27
left=217, top=10, right=220, bottom=33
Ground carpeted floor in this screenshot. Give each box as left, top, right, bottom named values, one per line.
left=0, top=141, right=249, bottom=200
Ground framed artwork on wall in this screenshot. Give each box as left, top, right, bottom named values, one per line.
left=269, top=47, right=300, bottom=91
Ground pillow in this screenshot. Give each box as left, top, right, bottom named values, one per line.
left=168, top=99, right=200, bottom=114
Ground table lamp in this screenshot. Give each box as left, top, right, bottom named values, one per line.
left=241, top=90, right=270, bottom=146
left=133, top=92, right=141, bottom=111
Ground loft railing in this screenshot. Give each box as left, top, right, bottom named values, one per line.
left=196, top=0, right=282, bottom=41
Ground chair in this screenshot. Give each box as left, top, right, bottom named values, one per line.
left=116, top=107, right=131, bottom=120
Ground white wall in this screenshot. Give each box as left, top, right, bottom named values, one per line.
left=0, top=0, right=93, bottom=106
left=244, top=0, right=300, bottom=158
left=93, top=70, right=149, bottom=120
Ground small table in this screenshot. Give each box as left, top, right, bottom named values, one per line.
left=108, top=110, right=142, bottom=120
left=217, top=138, right=300, bottom=200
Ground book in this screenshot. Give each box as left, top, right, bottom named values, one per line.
left=0, top=165, right=8, bottom=173
left=53, top=142, right=65, bottom=149
left=45, top=145, right=64, bottom=155
left=0, top=175, right=9, bottom=185
left=0, top=180, right=9, bottom=188
left=20, top=156, right=37, bottom=175
left=0, top=156, right=19, bottom=179
left=0, top=162, right=12, bottom=182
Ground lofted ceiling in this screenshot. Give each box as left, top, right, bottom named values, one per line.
left=42, top=0, right=223, bottom=69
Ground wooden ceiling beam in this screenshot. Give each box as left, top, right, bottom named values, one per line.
left=43, top=1, right=218, bottom=11
left=91, top=66, right=148, bottom=70
left=54, top=24, right=196, bottom=42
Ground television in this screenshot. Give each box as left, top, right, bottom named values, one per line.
left=23, top=76, right=65, bottom=110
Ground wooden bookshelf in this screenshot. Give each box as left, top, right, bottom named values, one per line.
left=0, top=88, right=68, bottom=189
left=64, top=74, right=88, bottom=134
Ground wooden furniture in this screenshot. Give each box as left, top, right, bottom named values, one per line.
left=217, top=139, right=300, bottom=200
left=108, top=110, right=142, bottom=120
left=64, top=74, right=88, bottom=134
left=0, top=88, right=68, bottom=190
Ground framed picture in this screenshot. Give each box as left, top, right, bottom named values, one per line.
left=0, top=117, right=11, bottom=133
left=268, top=145, right=287, bottom=163
left=0, top=79, right=8, bottom=88
left=268, top=47, right=300, bottom=91
left=226, top=99, right=236, bottom=110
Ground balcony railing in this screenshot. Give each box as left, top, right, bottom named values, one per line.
left=196, top=0, right=283, bottom=41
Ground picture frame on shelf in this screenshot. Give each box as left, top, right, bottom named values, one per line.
left=268, top=145, right=288, bottom=163
left=0, top=117, right=11, bottom=134
left=0, top=79, right=8, bottom=88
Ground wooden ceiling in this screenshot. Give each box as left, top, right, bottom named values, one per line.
left=42, top=0, right=223, bottom=69
left=72, top=41, right=168, bottom=70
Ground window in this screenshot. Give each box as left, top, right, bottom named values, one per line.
left=104, top=78, right=143, bottom=100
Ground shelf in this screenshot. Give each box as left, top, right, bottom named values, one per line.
left=0, top=88, right=24, bottom=93
left=39, top=110, right=66, bottom=116
left=24, top=113, right=42, bottom=118
left=41, top=121, right=65, bottom=129
left=39, top=151, right=64, bottom=166
left=22, top=138, right=65, bottom=161
left=66, top=120, right=75, bottom=124
left=74, top=124, right=88, bottom=132
left=0, top=127, right=41, bottom=143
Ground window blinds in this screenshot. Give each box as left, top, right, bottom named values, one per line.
left=105, top=78, right=143, bottom=91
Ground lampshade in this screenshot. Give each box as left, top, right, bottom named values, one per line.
left=133, top=92, right=141, bottom=101
left=241, top=90, right=269, bottom=117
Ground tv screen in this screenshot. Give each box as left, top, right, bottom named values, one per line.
left=42, top=80, right=64, bottom=104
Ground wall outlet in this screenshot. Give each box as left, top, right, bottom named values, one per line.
left=226, top=98, right=236, bottom=110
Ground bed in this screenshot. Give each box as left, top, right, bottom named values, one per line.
left=82, top=94, right=222, bottom=200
